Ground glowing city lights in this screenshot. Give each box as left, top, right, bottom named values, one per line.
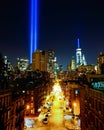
left=30, top=0, right=38, bottom=63
left=53, top=83, right=62, bottom=93
left=26, top=104, right=30, bottom=110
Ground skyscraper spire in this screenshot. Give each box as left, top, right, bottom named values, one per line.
left=76, top=38, right=87, bottom=67
left=77, top=38, right=80, bottom=48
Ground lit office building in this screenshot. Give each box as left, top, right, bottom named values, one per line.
left=16, top=58, right=29, bottom=71
left=47, top=50, right=62, bottom=78
left=47, top=49, right=55, bottom=73
left=82, top=54, right=87, bottom=66
left=3, top=56, right=14, bottom=72
left=32, top=50, right=48, bottom=71
left=97, top=52, right=104, bottom=74
left=68, top=56, right=76, bottom=71
left=77, top=64, right=95, bottom=73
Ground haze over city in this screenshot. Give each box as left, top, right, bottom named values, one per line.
left=0, top=0, right=104, bottom=70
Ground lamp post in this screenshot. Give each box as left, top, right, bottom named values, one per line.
left=26, top=104, right=30, bottom=116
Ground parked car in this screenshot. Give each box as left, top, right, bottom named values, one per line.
left=42, top=118, right=48, bottom=124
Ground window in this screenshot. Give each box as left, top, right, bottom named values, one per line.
left=2, top=97, right=4, bottom=107
left=22, top=99, right=25, bottom=105
left=99, top=102, right=101, bottom=111
left=8, top=110, right=10, bottom=119
left=31, top=96, right=34, bottom=101
left=27, top=91, right=29, bottom=94
left=31, top=109, right=34, bottom=114
left=5, top=96, right=8, bottom=107
left=31, top=103, right=33, bottom=108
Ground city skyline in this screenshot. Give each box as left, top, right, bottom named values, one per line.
left=0, top=0, right=104, bottom=70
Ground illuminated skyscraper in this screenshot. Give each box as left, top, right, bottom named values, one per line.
left=82, top=54, right=87, bottom=66
left=71, top=56, right=76, bottom=71
left=76, top=38, right=87, bottom=68
left=76, top=38, right=82, bottom=68
left=47, top=49, right=55, bottom=73
left=30, top=0, right=38, bottom=63
left=67, top=56, right=76, bottom=71
left=16, top=58, right=29, bottom=71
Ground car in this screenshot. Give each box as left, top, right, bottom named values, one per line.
left=60, top=105, right=63, bottom=109
left=46, top=111, right=52, bottom=116
left=45, top=114, right=49, bottom=117
left=42, top=118, right=48, bottom=124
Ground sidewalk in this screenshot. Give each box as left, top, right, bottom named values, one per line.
left=64, top=118, right=81, bottom=130
left=64, top=120, right=74, bottom=130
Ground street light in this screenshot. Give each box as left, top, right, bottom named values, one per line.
left=73, top=102, right=77, bottom=107
left=26, top=104, right=30, bottom=110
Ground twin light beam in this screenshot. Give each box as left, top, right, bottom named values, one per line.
left=30, top=0, right=38, bottom=63
left=29, top=1, right=80, bottom=64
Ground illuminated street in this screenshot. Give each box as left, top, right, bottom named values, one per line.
left=24, top=82, right=81, bottom=130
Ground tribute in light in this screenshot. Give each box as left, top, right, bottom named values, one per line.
left=77, top=38, right=80, bottom=48
left=30, top=0, right=38, bottom=63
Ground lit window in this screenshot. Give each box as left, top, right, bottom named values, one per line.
left=8, top=110, right=10, bottom=119
left=27, top=91, right=29, bottom=94
left=31, top=109, right=34, bottom=114
left=26, top=105, right=30, bottom=110
left=31, top=103, right=33, bottom=108
left=31, top=96, right=34, bottom=101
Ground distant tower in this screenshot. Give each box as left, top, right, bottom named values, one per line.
left=71, top=56, right=76, bottom=71
left=82, top=54, right=87, bottom=65
left=97, top=52, right=104, bottom=74
left=76, top=38, right=82, bottom=68
left=47, top=49, right=55, bottom=73
left=16, top=58, right=29, bottom=71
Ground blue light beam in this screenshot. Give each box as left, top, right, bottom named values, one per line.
left=77, top=38, right=80, bottom=48
left=30, top=0, right=38, bottom=63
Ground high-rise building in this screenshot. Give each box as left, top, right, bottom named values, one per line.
left=70, top=56, right=76, bottom=71
left=76, top=38, right=82, bottom=68
left=47, top=50, right=62, bottom=78
left=76, top=38, right=87, bottom=68
left=97, top=52, right=104, bottom=74
left=16, top=58, right=29, bottom=71
left=3, top=56, right=14, bottom=72
left=67, top=56, right=76, bottom=71
left=82, top=54, right=87, bottom=66
left=47, top=49, right=55, bottom=73
left=32, top=50, right=48, bottom=71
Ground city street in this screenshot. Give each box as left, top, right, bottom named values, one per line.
left=25, top=82, right=80, bottom=130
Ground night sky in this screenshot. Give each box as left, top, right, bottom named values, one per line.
left=0, top=0, right=104, bottom=70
